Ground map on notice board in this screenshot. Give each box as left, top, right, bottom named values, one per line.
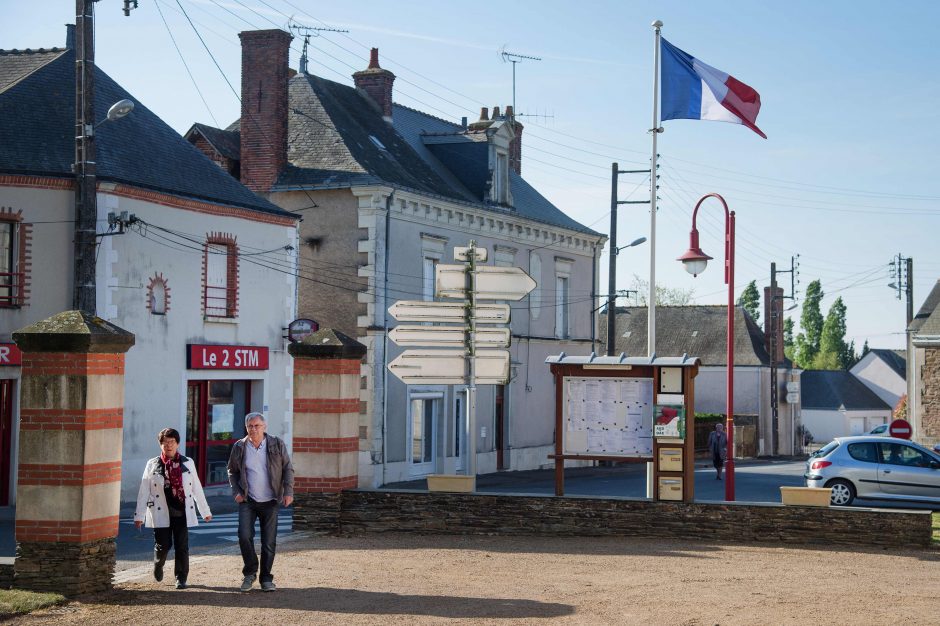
left=563, top=377, right=654, bottom=457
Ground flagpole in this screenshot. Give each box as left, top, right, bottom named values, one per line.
left=648, top=19, right=663, bottom=358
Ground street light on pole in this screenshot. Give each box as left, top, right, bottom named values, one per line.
left=678, top=193, right=736, bottom=501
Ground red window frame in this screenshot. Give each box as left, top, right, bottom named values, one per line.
left=203, top=233, right=238, bottom=318
left=0, top=210, right=29, bottom=308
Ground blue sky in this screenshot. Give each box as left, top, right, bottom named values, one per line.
left=4, top=0, right=938, bottom=351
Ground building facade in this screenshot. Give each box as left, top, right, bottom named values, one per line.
left=188, top=30, right=606, bottom=486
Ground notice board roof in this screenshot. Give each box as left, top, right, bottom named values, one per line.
left=545, top=352, right=701, bottom=368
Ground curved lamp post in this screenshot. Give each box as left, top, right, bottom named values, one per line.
left=677, top=193, right=736, bottom=501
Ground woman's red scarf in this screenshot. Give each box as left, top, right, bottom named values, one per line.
left=160, top=452, right=186, bottom=505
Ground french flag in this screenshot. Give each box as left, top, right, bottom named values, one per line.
left=660, top=38, right=766, bottom=139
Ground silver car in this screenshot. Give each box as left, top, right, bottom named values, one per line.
left=804, top=435, right=940, bottom=506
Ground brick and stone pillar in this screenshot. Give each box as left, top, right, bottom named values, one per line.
left=288, top=328, right=366, bottom=533
left=12, top=311, right=134, bottom=595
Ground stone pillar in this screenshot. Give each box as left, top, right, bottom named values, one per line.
left=288, top=328, right=366, bottom=533
left=12, top=311, right=134, bottom=595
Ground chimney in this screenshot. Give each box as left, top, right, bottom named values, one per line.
left=468, top=107, right=492, bottom=131
left=764, top=286, right=785, bottom=363
left=506, top=105, right=523, bottom=175
left=353, top=48, right=396, bottom=122
left=238, top=29, right=292, bottom=194
left=65, top=24, right=75, bottom=49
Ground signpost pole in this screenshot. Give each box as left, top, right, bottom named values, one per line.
left=466, top=241, right=478, bottom=481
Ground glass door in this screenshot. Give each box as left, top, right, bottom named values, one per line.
left=409, top=392, right=440, bottom=476
left=186, top=380, right=251, bottom=485
left=453, top=391, right=465, bottom=472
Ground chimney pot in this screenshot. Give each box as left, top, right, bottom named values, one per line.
left=65, top=23, right=75, bottom=49
left=461, top=116, right=468, bottom=129
left=480, top=107, right=489, bottom=121
left=505, top=105, right=513, bottom=118
left=493, top=106, right=501, bottom=118
left=368, top=47, right=381, bottom=69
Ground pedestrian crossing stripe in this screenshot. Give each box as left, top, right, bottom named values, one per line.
left=121, top=511, right=292, bottom=541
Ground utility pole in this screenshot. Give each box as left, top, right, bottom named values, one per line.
left=890, top=254, right=914, bottom=328
left=73, top=0, right=97, bottom=313
left=606, top=163, right=650, bottom=356
left=768, top=255, right=798, bottom=455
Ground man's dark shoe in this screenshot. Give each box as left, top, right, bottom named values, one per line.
left=240, top=574, right=256, bottom=592
left=261, top=581, right=276, bottom=592
left=154, top=563, right=164, bottom=582
left=175, top=579, right=187, bottom=590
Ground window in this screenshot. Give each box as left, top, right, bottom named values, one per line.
left=847, top=442, right=878, bottom=463
left=147, top=273, right=170, bottom=315
left=423, top=257, right=438, bottom=301
left=879, top=443, right=933, bottom=468
left=204, top=233, right=238, bottom=318
left=555, top=276, right=569, bottom=339
left=0, top=211, right=28, bottom=307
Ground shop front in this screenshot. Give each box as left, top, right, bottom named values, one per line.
left=185, top=344, right=269, bottom=487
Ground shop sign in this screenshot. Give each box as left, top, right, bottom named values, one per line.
left=0, top=343, right=21, bottom=366
left=287, top=318, right=319, bottom=343
left=187, top=344, right=269, bottom=370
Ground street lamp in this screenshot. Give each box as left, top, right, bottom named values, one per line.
left=677, top=193, right=736, bottom=501
left=606, top=236, right=648, bottom=356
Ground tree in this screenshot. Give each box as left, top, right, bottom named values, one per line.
left=860, top=339, right=870, bottom=360
left=794, top=280, right=824, bottom=368
left=783, top=317, right=795, bottom=361
left=813, top=296, right=854, bottom=370
left=738, top=280, right=760, bottom=323
left=630, top=274, right=695, bottom=306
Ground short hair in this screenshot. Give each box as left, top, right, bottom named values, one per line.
left=245, top=412, right=267, bottom=427
left=158, top=428, right=180, bottom=444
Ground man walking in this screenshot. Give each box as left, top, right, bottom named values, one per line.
left=707, top=422, right=728, bottom=480
left=228, top=412, right=294, bottom=592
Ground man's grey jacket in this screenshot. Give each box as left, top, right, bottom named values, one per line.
left=227, top=434, right=295, bottom=501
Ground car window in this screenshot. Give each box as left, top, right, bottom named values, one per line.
left=878, top=443, right=933, bottom=468
left=870, top=424, right=887, bottom=434
left=814, top=441, right=840, bottom=458
left=847, top=442, right=878, bottom=463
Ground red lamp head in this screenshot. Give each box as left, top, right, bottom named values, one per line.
left=677, top=228, right=713, bottom=277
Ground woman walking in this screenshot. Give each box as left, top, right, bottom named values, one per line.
left=134, top=428, right=212, bottom=588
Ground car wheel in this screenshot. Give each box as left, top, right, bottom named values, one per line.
left=827, top=479, right=856, bottom=506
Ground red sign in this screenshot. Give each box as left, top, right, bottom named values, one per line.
left=187, top=344, right=269, bottom=370
left=888, top=419, right=912, bottom=440
left=0, top=343, right=21, bottom=366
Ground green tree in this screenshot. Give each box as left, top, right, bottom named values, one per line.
left=794, top=280, right=824, bottom=368
left=860, top=339, right=870, bottom=360
left=783, top=317, right=795, bottom=360
left=814, top=296, right=854, bottom=370
left=738, top=280, right=760, bottom=322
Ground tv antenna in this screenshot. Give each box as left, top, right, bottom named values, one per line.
left=499, top=46, right=541, bottom=120
left=290, top=22, right=349, bottom=74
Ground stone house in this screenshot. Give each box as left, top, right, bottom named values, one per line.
left=187, top=29, right=606, bottom=486
left=0, top=39, right=299, bottom=504
left=908, top=279, right=940, bottom=447
left=600, top=304, right=801, bottom=456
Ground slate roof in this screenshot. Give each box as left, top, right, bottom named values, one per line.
left=801, top=370, right=892, bottom=411
left=213, top=73, right=600, bottom=236
left=868, top=348, right=907, bottom=379
left=909, top=280, right=940, bottom=334
left=599, top=305, right=787, bottom=367
left=188, top=123, right=240, bottom=161
left=0, top=48, right=291, bottom=218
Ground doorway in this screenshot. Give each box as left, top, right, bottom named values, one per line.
left=495, top=385, right=508, bottom=470
left=0, top=379, right=12, bottom=506
left=408, top=392, right=442, bottom=476
left=186, top=380, right=251, bottom=486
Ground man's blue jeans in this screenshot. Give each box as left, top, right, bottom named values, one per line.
left=238, top=498, right=279, bottom=583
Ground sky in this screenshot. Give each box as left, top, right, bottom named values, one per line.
left=3, top=0, right=938, bottom=351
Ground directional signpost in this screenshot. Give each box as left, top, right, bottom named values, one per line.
left=386, top=240, right=537, bottom=487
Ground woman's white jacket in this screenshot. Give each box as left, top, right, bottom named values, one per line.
left=133, top=455, right=211, bottom=528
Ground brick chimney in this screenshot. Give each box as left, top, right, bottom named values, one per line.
left=506, top=105, right=523, bottom=175
left=353, top=48, right=395, bottom=122
left=764, top=285, right=785, bottom=363
left=238, top=29, right=292, bottom=194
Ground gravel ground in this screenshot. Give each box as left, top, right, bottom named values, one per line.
left=9, top=533, right=940, bottom=625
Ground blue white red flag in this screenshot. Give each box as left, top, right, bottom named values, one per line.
left=660, top=38, right=766, bottom=139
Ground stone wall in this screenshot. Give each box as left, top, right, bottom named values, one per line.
left=294, top=490, right=932, bottom=549
left=14, top=539, right=115, bottom=595
left=921, top=348, right=940, bottom=440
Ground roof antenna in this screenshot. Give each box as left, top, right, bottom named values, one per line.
left=290, top=22, right=349, bottom=75
left=499, top=46, right=542, bottom=122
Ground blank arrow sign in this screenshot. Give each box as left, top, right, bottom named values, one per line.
left=388, top=300, right=510, bottom=324
left=388, top=349, right=510, bottom=385
left=436, top=265, right=537, bottom=301
left=389, top=325, right=510, bottom=348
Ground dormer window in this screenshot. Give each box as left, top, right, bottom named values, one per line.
left=493, top=151, right=509, bottom=204
left=369, top=135, right=387, bottom=151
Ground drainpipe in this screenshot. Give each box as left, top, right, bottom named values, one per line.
left=590, top=242, right=597, bottom=348
left=381, top=190, right=394, bottom=486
